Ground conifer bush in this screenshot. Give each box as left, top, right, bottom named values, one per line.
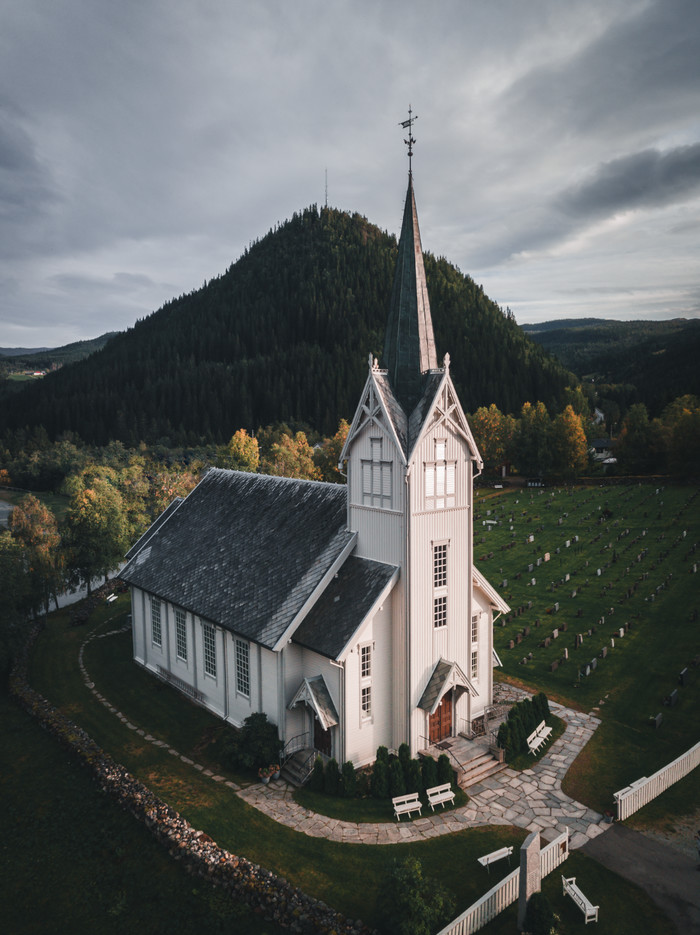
left=421, top=755, right=438, bottom=791
left=436, top=753, right=452, bottom=785
left=323, top=757, right=340, bottom=795
left=406, top=758, right=423, bottom=796
left=309, top=755, right=325, bottom=792
left=371, top=757, right=389, bottom=799
left=341, top=760, right=356, bottom=798
left=398, top=742, right=411, bottom=782
left=388, top=758, right=406, bottom=798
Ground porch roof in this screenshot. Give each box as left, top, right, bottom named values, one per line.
left=418, top=657, right=478, bottom=715
left=288, top=675, right=339, bottom=731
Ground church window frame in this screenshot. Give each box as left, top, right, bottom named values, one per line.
left=359, top=642, right=373, bottom=721
left=235, top=638, right=250, bottom=697
left=175, top=607, right=187, bottom=661
left=203, top=622, right=217, bottom=679
left=150, top=596, right=162, bottom=649
left=432, top=541, right=449, bottom=628
left=471, top=613, right=479, bottom=646
left=360, top=436, right=392, bottom=509
left=471, top=649, right=479, bottom=680
left=424, top=438, right=456, bottom=510
left=433, top=594, right=448, bottom=629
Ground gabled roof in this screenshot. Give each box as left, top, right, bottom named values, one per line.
left=120, top=469, right=352, bottom=650
left=473, top=566, right=511, bottom=614
left=418, top=658, right=477, bottom=714
left=381, top=173, right=438, bottom=413
left=293, top=556, right=399, bottom=659
left=125, top=497, right=184, bottom=560
left=289, top=675, right=339, bottom=730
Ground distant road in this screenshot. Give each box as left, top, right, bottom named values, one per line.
left=0, top=500, right=13, bottom=527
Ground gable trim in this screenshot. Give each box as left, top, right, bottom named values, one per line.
left=408, top=371, right=482, bottom=466
left=340, top=368, right=407, bottom=467
left=473, top=566, right=510, bottom=614
left=288, top=675, right=339, bottom=731
left=418, top=657, right=478, bottom=715
left=334, top=565, right=400, bottom=662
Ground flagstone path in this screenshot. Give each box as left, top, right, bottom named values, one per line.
left=80, top=626, right=610, bottom=850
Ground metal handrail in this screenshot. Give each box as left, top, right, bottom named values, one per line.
left=419, top=734, right=465, bottom=777
left=280, top=730, right=310, bottom=765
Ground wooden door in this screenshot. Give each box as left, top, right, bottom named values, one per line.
left=314, top=717, right=332, bottom=756
left=429, top=692, right=453, bottom=744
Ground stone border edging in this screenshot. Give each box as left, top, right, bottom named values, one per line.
left=9, top=620, right=373, bottom=935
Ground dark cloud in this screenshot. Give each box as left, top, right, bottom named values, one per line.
left=0, top=102, right=56, bottom=220
left=558, top=143, right=700, bottom=219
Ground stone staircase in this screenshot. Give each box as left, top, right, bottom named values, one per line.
left=454, top=748, right=507, bottom=790
left=419, top=736, right=507, bottom=791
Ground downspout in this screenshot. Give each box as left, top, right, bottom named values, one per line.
left=405, top=464, right=412, bottom=753
left=329, top=658, right=345, bottom=763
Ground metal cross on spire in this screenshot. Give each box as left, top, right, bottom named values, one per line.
left=399, top=106, right=417, bottom=173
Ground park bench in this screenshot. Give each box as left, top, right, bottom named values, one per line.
left=526, top=720, right=552, bottom=755
left=106, top=593, right=118, bottom=603
left=392, top=792, right=422, bottom=820
left=562, top=875, right=599, bottom=923
left=477, top=845, right=513, bottom=873
left=426, top=783, right=455, bottom=811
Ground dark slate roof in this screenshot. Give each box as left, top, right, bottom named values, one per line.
left=120, top=469, right=353, bottom=649
left=293, top=556, right=398, bottom=659
left=381, top=173, right=438, bottom=413
left=125, top=497, right=184, bottom=561
left=373, top=367, right=444, bottom=460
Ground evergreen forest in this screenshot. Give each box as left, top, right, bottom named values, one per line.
left=0, top=206, right=572, bottom=447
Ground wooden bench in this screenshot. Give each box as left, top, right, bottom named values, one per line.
left=426, top=783, right=455, bottom=811
left=477, top=845, right=513, bottom=873
left=392, top=792, right=422, bottom=820
left=562, top=875, right=599, bottom=923
left=526, top=720, right=552, bottom=755
left=106, top=593, right=118, bottom=603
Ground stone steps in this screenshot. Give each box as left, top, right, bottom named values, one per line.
left=280, top=749, right=314, bottom=787
left=456, top=751, right=507, bottom=790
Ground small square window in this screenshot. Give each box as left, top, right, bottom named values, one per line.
left=434, top=595, right=447, bottom=628
left=361, top=685, right=372, bottom=718
left=361, top=644, right=372, bottom=679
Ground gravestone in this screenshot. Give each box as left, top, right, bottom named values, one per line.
left=561, top=622, right=568, bottom=631
left=553, top=602, right=559, bottom=612
left=531, top=577, right=536, bottom=586
left=508, top=639, right=515, bottom=650
left=544, top=637, right=551, bottom=648
left=679, top=667, right=689, bottom=686
left=536, top=557, right=542, bottom=567
left=600, top=646, right=608, bottom=659
left=527, top=600, right=533, bottom=610
left=619, top=627, right=625, bottom=638
left=544, top=553, right=550, bottom=562
left=652, top=712, right=663, bottom=729
left=565, top=540, right=570, bottom=548
left=584, top=664, right=591, bottom=677
left=523, top=626, right=530, bottom=637
left=516, top=633, right=523, bottom=644
left=611, top=637, right=615, bottom=648
left=666, top=689, right=679, bottom=707
left=528, top=563, right=534, bottom=573
left=563, top=647, right=569, bottom=660
left=590, top=658, right=597, bottom=671
left=565, top=573, right=570, bottom=582
left=552, top=628, right=559, bottom=639
left=597, top=568, right=602, bottom=576
left=502, top=579, right=508, bottom=588
left=550, top=660, right=559, bottom=672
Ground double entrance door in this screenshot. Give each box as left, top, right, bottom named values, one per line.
left=429, top=691, right=453, bottom=744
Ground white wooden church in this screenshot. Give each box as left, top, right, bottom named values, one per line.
left=121, top=148, right=509, bottom=769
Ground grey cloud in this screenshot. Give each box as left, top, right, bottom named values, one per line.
left=558, top=144, right=700, bottom=219
left=0, top=102, right=56, bottom=215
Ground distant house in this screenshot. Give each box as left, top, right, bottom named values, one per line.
left=121, top=166, right=509, bottom=769
left=590, top=437, right=616, bottom=461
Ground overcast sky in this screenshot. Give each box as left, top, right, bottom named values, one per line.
left=2, top=0, right=699, bottom=348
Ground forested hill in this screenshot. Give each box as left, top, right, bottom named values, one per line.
left=522, top=318, right=700, bottom=415
left=0, top=206, right=572, bottom=446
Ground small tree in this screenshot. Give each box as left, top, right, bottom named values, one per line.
left=377, top=857, right=455, bottom=935
left=309, top=756, right=325, bottom=792
left=398, top=742, right=411, bottom=782
left=524, top=891, right=556, bottom=935
left=341, top=761, right=356, bottom=798
left=535, top=692, right=550, bottom=721
left=221, top=712, right=279, bottom=772
left=324, top=758, right=341, bottom=796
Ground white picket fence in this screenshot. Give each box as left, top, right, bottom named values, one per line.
left=435, top=828, right=570, bottom=935
left=613, top=740, right=700, bottom=820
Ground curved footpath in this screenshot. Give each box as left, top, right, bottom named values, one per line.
left=80, top=627, right=608, bottom=849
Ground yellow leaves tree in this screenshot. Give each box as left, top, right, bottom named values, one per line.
left=260, top=431, right=321, bottom=480
left=216, top=429, right=260, bottom=473
left=551, top=405, right=589, bottom=478
left=314, top=419, right=350, bottom=482
left=10, top=493, right=63, bottom=614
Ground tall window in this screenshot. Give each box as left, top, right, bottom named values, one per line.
left=361, top=437, right=392, bottom=508
left=151, top=597, right=162, bottom=648
left=203, top=623, right=216, bottom=678
left=471, top=649, right=479, bottom=680
left=433, top=542, right=448, bottom=628
left=175, top=607, right=187, bottom=661
left=360, top=643, right=372, bottom=720
left=424, top=438, right=456, bottom=510
left=235, top=638, right=250, bottom=697
left=471, top=613, right=479, bottom=645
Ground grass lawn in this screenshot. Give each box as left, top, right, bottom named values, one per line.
left=0, top=487, right=70, bottom=521
left=480, top=482, right=700, bottom=814
left=0, top=690, right=283, bottom=935
left=295, top=783, right=469, bottom=822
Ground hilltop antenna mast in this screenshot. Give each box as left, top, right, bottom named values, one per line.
left=325, top=168, right=328, bottom=208
left=399, top=106, right=418, bottom=174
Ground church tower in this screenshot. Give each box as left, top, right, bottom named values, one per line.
left=340, top=115, right=507, bottom=755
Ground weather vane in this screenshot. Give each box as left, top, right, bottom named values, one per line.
left=399, top=106, right=417, bottom=172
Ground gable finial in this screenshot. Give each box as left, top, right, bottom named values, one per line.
left=399, top=106, right=418, bottom=174
left=443, top=352, right=450, bottom=373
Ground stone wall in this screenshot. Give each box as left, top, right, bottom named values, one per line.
left=9, top=622, right=372, bottom=935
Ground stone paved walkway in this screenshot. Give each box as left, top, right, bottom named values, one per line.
left=81, top=626, right=610, bottom=850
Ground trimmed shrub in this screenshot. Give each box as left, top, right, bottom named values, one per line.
left=341, top=760, right=356, bottom=798
left=388, top=758, right=406, bottom=798
left=309, top=755, right=325, bottom=792
left=371, top=757, right=389, bottom=799
left=436, top=753, right=452, bottom=785
left=520, top=697, right=536, bottom=734
left=221, top=712, right=280, bottom=772
left=421, top=755, right=438, bottom=791
left=398, top=742, right=411, bottom=782
left=324, top=758, right=340, bottom=796
left=535, top=691, right=550, bottom=721
left=497, top=720, right=510, bottom=751
left=376, top=745, right=390, bottom=765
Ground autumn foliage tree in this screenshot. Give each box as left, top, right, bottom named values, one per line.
left=9, top=493, right=63, bottom=615
left=215, top=428, right=260, bottom=473
left=260, top=430, right=321, bottom=480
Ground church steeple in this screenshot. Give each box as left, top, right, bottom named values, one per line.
left=381, top=114, right=438, bottom=414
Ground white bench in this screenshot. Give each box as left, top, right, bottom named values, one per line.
left=426, top=782, right=455, bottom=811
left=106, top=593, right=118, bottom=603
left=392, top=792, right=422, bottom=820
left=477, top=845, right=513, bottom=873
left=562, top=875, right=599, bottom=923
left=527, top=719, right=552, bottom=755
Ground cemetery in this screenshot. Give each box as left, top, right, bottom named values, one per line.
left=475, top=482, right=700, bottom=812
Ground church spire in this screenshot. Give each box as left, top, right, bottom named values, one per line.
left=381, top=110, right=438, bottom=414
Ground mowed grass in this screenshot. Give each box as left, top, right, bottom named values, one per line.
left=479, top=482, right=700, bottom=814
left=0, top=692, right=283, bottom=935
